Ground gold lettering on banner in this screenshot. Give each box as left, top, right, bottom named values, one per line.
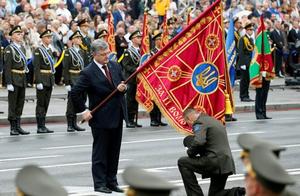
left=162, top=96, right=172, bottom=106
left=143, top=67, right=151, bottom=74
left=169, top=107, right=186, bottom=125
left=155, top=84, right=165, bottom=97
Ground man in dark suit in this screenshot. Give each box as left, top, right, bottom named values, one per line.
left=63, top=30, right=86, bottom=132
left=178, top=108, right=236, bottom=196
left=4, top=26, right=30, bottom=135
left=122, top=30, right=142, bottom=128
left=270, top=20, right=285, bottom=77
left=288, top=20, right=300, bottom=66
left=71, top=40, right=127, bottom=194
left=33, top=29, right=55, bottom=134
left=237, top=22, right=255, bottom=102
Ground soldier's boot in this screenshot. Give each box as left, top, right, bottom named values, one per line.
left=16, top=117, right=30, bottom=135
left=73, top=116, right=85, bottom=131
left=42, top=117, right=54, bottom=133
left=37, top=117, right=47, bottom=134
left=67, top=116, right=76, bottom=132
left=10, top=120, right=19, bottom=135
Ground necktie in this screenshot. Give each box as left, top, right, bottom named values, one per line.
left=102, top=65, right=113, bottom=85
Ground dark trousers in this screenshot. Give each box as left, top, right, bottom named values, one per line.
left=66, top=91, right=75, bottom=117
left=178, top=156, right=228, bottom=196
left=150, top=103, right=163, bottom=123
left=126, top=82, right=138, bottom=122
left=8, top=86, right=25, bottom=120
left=255, top=78, right=270, bottom=118
left=36, top=86, right=52, bottom=117
left=273, top=50, right=283, bottom=75
left=91, top=120, right=123, bottom=189
left=239, top=68, right=250, bottom=100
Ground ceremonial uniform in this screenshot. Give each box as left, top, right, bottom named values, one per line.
left=178, top=109, right=236, bottom=196
left=63, top=31, right=86, bottom=132
left=78, top=19, right=92, bottom=65
left=33, top=30, right=55, bottom=133
left=122, top=30, right=142, bottom=128
left=149, top=32, right=167, bottom=127
left=4, top=26, right=30, bottom=135
left=237, top=22, right=255, bottom=102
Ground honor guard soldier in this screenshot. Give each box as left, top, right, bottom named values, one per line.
left=237, top=21, right=255, bottom=102
left=78, top=19, right=92, bottom=65
left=33, top=29, right=55, bottom=133
left=149, top=31, right=167, bottom=127
left=95, top=29, right=108, bottom=41
left=123, top=166, right=177, bottom=196
left=122, top=30, right=143, bottom=128
left=4, top=26, right=30, bottom=135
left=15, top=165, right=68, bottom=196
left=243, top=145, right=295, bottom=196
left=63, top=30, right=86, bottom=132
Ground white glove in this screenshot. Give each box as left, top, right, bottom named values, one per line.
left=36, top=83, right=43, bottom=90
left=7, top=84, right=14, bottom=92
left=261, top=71, right=266, bottom=77
left=65, top=85, right=71, bottom=92
left=240, top=65, right=247, bottom=70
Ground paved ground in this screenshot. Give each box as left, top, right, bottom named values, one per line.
left=0, top=78, right=300, bottom=125
left=0, top=110, right=299, bottom=196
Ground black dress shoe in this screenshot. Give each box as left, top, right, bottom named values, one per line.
left=159, top=122, right=168, bottom=126
left=264, top=115, right=272, bottom=119
left=241, top=98, right=254, bottom=102
left=126, top=122, right=135, bottom=128
left=135, top=122, right=142, bottom=127
left=256, top=115, right=265, bottom=120
left=107, top=185, right=124, bottom=193
left=225, top=115, right=238, bottom=122
left=150, top=121, right=159, bottom=127
left=95, top=186, right=112, bottom=193
left=37, top=127, right=47, bottom=133
left=44, top=127, right=54, bottom=133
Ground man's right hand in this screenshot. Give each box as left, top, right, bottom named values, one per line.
left=36, top=83, right=43, bottom=90
left=82, top=109, right=93, bottom=122
left=7, top=84, right=14, bottom=92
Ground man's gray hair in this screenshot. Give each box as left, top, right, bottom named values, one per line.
left=91, top=39, right=109, bottom=55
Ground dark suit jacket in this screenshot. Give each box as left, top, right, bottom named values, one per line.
left=287, top=28, right=300, bottom=43
left=190, top=114, right=236, bottom=177
left=71, top=60, right=127, bottom=129
left=270, top=29, right=284, bottom=50
left=237, top=35, right=253, bottom=67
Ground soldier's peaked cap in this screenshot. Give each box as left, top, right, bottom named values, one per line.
left=123, top=166, right=177, bottom=195
left=69, top=30, right=83, bottom=40
left=96, top=29, right=108, bottom=39
left=237, top=133, right=285, bottom=157
left=40, top=29, right=52, bottom=38
left=9, top=26, right=22, bottom=36
left=152, top=31, right=162, bottom=41
left=15, top=165, right=68, bottom=196
left=78, top=18, right=89, bottom=27
left=129, top=30, right=142, bottom=40
left=248, top=145, right=295, bottom=193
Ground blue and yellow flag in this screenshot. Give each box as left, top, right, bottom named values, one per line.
left=225, top=15, right=237, bottom=87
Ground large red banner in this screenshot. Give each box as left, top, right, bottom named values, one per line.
left=137, top=0, right=226, bottom=134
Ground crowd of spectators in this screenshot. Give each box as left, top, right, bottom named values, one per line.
left=0, top=0, right=300, bottom=87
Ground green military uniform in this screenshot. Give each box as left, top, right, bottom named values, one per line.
left=33, top=29, right=55, bottom=133
left=122, top=30, right=143, bottom=128
left=4, top=26, right=30, bottom=135
left=63, top=30, right=86, bottom=132
left=15, top=165, right=68, bottom=196
left=78, top=19, right=92, bottom=65
left=123, top=166, right=177, bottom=196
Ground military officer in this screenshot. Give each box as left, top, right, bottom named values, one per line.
left=78, top=18, right=92, bottom=65
left=123, top=166, right=177, bottom=196
left=95, top=29, right=108, bottom=41
left=237, top=21, right=255, bottom=102
left=149, top=31, right=167, bottom=127
left=243, top=145, right=295, bottom=196
left=63, top=30, right=86, bottom=132
left=15, top=165, right=68, bottom=196
left=4, top=26, right=30, bottom=135
left=33, top=29, right=55, bottom=133
left=122, top=30, right=143, bottom=128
